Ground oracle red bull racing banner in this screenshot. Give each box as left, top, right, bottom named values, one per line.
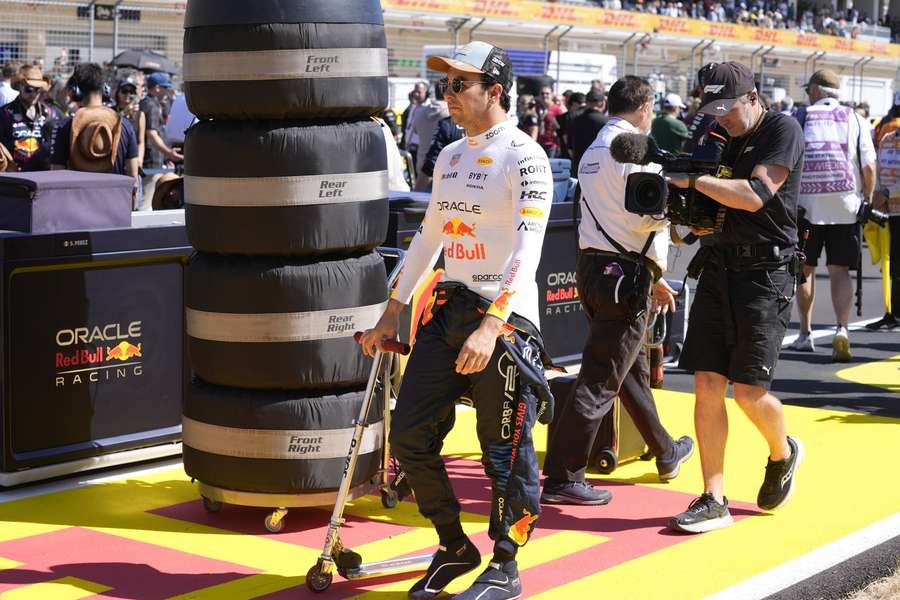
left=3, top=260, right=184, bottom=471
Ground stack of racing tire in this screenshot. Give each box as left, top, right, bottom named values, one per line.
left=179, top=0, right=391, bottom=531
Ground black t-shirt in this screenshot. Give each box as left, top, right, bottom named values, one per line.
left=51, top=115, right=139, bottom=176
left=715, top=111, right=804, bottom=248
left=139, top=95, right=164, bottom=169
left=569, top=108, right=609, bottom=173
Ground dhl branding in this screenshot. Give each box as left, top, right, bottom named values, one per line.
left=659, top=17, right=689, bottom=32
left=442, top=216, right=477, bottom=239
left=540, top=4, right=578, bottom=21
left=519, top=207, right=545, bottom=219
left=472, top=0, right=516, bottom=16
left=753, top=28, right=779, bottom=42
left=476, top=156, right=493, bottom=166
left=706, top=23, right=737, bottom=37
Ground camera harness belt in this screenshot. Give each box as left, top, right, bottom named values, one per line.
left=578, top=194, right=658, bottom=321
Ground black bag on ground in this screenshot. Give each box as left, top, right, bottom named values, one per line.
left=547, top=374, right=649, bottom=474
left=184, top=119, right=388, bottom=256
left=183, top=0, right=388, bottom=120
left=186, top=250, right=387, bottom=390
left=183, top=379, right=382, bottom=493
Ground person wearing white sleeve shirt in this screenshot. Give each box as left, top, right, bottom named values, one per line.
left=541, top=76, right=694, bottom=507
left=358, top=42, right=553, bottom=600
left=792, top=69, right=877, bottom=360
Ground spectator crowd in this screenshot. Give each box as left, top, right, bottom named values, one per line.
left=552, top=0, right=900, bottom=42
left=0, top=58, right=185, bottom=211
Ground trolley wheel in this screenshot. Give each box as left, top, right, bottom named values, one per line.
left=201, top=496, right=222, bottom=513
left=306, top=564, right=333, bottom=593
left=265, top=511, right=286, bottom=533
left=596, top=450, right=618, bottom=474
left=381, top=489, right=398, bottom=509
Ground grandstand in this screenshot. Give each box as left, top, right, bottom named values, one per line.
left=0, top=0, right=897, bottom=114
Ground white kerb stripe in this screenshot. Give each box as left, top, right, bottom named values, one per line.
left=182, top=416, right=383, bottom=460
left=185, top=171, right=389, bottom=207
left=184, top=48, right=388, bottom=82
left=186, top=302, right=387, bottom=343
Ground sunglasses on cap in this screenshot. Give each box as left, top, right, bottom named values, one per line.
left=437, top=76, right=486, bottom=95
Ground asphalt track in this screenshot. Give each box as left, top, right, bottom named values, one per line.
left=0, top=246, right=895, bottom=599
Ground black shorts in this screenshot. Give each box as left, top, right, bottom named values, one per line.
left=802, top=222, right=860, bottom=268
left=679, top=261, right=794, bottom=389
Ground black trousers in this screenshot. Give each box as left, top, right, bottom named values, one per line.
left=543, top=252, right=675, bottom=482
left=889, top=216, right=900, bottom=315
left=390, top=287, right=542, bottom=550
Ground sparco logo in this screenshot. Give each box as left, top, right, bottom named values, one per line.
left=327, top=314, right=355, bottom=334
left=473, top=273, right=503, bottom=282
left=56, top=321, right=142, bottom=346
left=306, top=54, right=340, bottom=73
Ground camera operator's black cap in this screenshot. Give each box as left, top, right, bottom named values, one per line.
left=427, top=42, right=514, bottom=93
left=697, top=61, right=756, bottom=116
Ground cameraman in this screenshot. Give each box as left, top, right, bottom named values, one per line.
left=668, top=62, right=804, bottom=534
left=541, top=75, right=695, bottom=506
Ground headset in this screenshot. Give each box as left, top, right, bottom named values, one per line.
left=66, top=75, right=83, bottom=103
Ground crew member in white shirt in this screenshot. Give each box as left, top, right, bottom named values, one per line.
left=792, top=69, right=876, bottom=361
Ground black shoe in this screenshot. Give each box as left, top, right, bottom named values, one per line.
left=454, top=560, right=522, bottom=600
left=656, top=436, right=695, bottom=481
left=408, top=538, right=481, bottom=599
left=865, top=314, right=898, bottom=330
left=541, top=479, right=612, bottom=505
left=757, top=436, right=804, bottom=511
left=668, top=493, right=734, bottom=533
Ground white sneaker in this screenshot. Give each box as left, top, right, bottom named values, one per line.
left=832, top=327, right=851, bottom=362
left=790, top=333, right=815, bottom=352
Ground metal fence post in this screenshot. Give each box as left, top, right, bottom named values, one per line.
left=88, top=0, right=96, bottom=62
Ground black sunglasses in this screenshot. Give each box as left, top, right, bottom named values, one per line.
left=119, top=87, right=137, bottom=95
left=22, top=85, right=42, bottom=94
left=437, top=76, right=485, bottom=94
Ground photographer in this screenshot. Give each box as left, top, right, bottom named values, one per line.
left=668, top=62, right=804, bottom=534
left=791, top=70, right=876, bottom=361
left=541, top=75, right=695, bottom=507
left=866, top=126, right=900, bottom=330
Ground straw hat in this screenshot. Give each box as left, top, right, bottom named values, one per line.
left=69, top=106, right=122, bottom=172
left=0, top=144, right=16, bottom=172
left=151, top=173, right=184, bottom=210
left=15, top=65, right=50, bottom=91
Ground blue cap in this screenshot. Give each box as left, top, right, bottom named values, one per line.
left=147, top=71, right=173, bottom=89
